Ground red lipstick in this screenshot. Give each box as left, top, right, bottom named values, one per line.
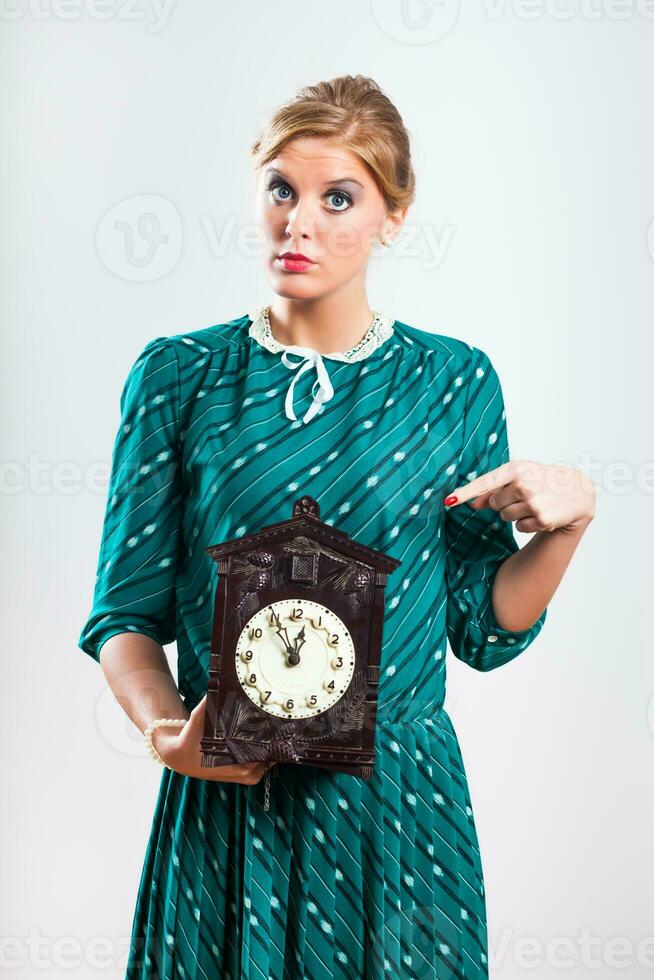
left=278, top=251, right=316, bottom=273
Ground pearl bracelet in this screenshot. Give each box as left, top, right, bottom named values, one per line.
left=144, top=717, right=187, bottom=767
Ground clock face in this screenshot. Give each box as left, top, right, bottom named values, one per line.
left=234, top=598, right=356, bottom=719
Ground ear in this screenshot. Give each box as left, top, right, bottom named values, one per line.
left=386, top=205, right=407, bottom=239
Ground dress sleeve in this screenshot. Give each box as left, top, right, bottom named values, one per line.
left=77, top=337, right=184, bottom=663
left=444, top=345, right=547, bottom=671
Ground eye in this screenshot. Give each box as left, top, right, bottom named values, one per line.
left=267, top=179, right=293, bottom=204
left=325, top=190, right=353, bottom=214
left=266, top=179, right=353, bottom=215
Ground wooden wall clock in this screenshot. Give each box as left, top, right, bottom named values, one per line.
left=200, top=495, right=401, bottom=779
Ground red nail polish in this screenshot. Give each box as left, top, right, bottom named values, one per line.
left=444, top=495, right=458, bottom=506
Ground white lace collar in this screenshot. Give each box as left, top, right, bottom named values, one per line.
left=246, top=305, right=396, bottom=425
left=247, top=305, right=395, bottom=363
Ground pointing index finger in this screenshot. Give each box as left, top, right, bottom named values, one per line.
left=443, top=462, right=514, bottom=506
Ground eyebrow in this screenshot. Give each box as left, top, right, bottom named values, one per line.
left=265, top=167, right=364, bottom=189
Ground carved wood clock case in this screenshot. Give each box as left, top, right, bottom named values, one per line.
left=200, top=495, right=401, bottom=779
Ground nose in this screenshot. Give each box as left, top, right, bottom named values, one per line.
left=284, top=198, right=318, bottom=242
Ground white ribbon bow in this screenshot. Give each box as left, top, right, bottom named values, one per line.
left=280, top=345, right=335, bottom=424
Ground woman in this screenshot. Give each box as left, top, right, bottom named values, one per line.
left=79, top=75, right=595, bottom=979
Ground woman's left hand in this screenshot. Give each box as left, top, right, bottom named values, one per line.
left=443, top=460, right=596, bottom=533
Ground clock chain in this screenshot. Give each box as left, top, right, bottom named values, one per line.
left=262, top=763, right=279, bottom=812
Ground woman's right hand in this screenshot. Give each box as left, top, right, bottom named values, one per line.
left=151, top=694, right=271, bottom=784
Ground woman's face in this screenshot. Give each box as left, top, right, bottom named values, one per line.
left=254, top=136, right=405, bottom=301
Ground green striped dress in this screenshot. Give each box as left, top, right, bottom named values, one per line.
left=78, top=306, right=547, bottom=979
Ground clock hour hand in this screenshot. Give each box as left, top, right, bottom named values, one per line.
left=291, top=625, right=307, bottom=665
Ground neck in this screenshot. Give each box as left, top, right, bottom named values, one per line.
left=267, top=294, right=376, bottom=355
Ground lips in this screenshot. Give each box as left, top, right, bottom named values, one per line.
left=277, top=252, right=316, bottom=273
left=279, top=252, right=315, bottom=263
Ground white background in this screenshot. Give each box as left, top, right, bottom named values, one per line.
left=2, top=1, right=652, bottom=977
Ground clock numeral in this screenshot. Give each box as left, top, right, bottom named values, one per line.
left=335, top=656, right=343, bottom=668
left=327, top=680, right=335, bottom=691
left=267, top=608, right=278, bottom=626
left=330, top=633, right=339, bottom=645
left=250, top=627, right=262, bottom=639
left=244, top=649, right=253, bottom=661
left=309, top=694, right=317, bottom=706
left=285, top=698, right=294, bottom=711
left=292, top=607, right=303, bottom=619
left=262, top=691, right=272, bottom=702
left=248, top=673, right=257, bottom=685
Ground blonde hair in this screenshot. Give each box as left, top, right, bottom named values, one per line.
left=250, top=74, right=415, bottom=213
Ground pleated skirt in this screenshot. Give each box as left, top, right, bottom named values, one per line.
left=125, top=709, right=488, bottom=980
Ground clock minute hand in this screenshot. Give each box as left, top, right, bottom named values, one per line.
left=274, top=626, right=295, bottom=658
left=270, top=610, right=294, bottom=654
